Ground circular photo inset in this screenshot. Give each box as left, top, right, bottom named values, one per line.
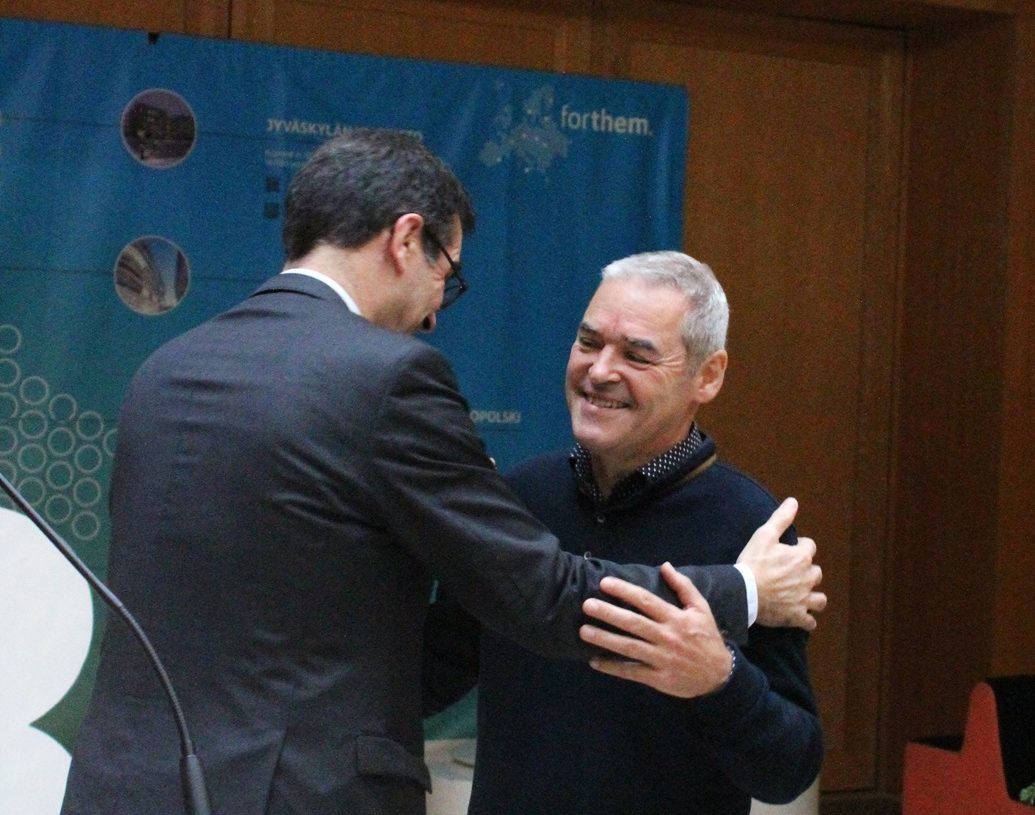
left=121, top=88, right=197, bottom=169
left=114, top=236, right=191, bottom=315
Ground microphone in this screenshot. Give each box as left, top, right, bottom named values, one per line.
left=0, top=471, right=212, bottom=815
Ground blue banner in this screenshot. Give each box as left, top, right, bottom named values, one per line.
left=0, top=17, right=686, bottom=810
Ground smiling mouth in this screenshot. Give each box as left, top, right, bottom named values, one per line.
left=582, top=391, right=630, bottom=410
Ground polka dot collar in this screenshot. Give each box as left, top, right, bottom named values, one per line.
left=569, top=424, right=706, bottom=509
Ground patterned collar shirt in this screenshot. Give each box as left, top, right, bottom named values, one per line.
left=568, top=423, right=758, bottom=624
left=569, top=423, right=706, bottom=512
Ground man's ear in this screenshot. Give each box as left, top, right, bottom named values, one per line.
left=693, top=350, right=728, bottom=404
left=386, top=212, right=425, bottom=274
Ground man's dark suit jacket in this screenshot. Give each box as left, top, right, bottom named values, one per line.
left=61, top=274, right=746, bottom=815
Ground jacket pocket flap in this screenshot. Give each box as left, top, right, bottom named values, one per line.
left=355, top=735, right=432, bottom=791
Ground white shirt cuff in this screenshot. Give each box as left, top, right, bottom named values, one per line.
left=734, top=563, right=759, bottom=627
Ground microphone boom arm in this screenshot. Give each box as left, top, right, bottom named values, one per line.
left=0, top=470, right=212, bottom=815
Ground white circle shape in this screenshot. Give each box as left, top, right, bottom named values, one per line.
left=0, top=426, right=17, bottom=455
left=18, top=410, right=48, bottom=441
left=0, top=508, right=92, bottom=814
left=0, top=726, right=73, bottom=814
left=45, top=461, right=75, bottom=491
left=49, top=394, right=78, bottom=423
left=74, top=445, right=103, bottom=475
left=17, top=477, right=45, bottom=506
left=75, top=412, right=105, bottom=442
left=0, top=324, right=21, bottom=354
left=71, top=512, right=101, bottom=542
left=0, top=359, right=20, bottom=388
left=45, top=494, right=74, bottom=525
left=47, top=427, right=76, bottom=458
left=0, top=392, right=18, bottom=421
left=103, top=429, right=118, bottom=458
left=17, top=444, right=47, bottom=474
left=19, top=376, right=50, bottom=406
left=73, top=478, right=102, bottom=508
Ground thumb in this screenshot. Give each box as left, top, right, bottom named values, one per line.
left=763, top=496, right=798, bottom=538
left=661, top=562, right=705, bottom=609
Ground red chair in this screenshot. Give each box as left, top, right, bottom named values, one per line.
left=902, top=676, right=1035, bottom=815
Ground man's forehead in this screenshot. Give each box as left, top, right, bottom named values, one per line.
left=581, top=287, right=686, bottom=338
left=588, top=276, right=689, bottom=310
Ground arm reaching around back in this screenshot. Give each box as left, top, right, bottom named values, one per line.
left=737, top=498, right=826, bottom=630
left=579, top=563, right=732, bottom=698
left=580, top=562, right=823, bottom=803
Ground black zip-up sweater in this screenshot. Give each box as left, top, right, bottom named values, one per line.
left=468, top=433, right=823, bottom=815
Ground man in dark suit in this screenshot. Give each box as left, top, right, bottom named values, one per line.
left=61, top=130, right=824, bottom=815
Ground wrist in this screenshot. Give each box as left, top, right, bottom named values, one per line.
left=705, top=641, right=737, bottom=696
left=734, top=562, right=759, bottom=627
left=721, top=641, right=737, bottom=685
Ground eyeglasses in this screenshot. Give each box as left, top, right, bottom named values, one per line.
left=423, top=229, right=468, bottom=309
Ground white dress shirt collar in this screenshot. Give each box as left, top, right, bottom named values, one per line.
left=281, top=267, right=362, bottom=316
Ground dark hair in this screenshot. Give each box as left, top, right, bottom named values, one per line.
left=282, top=128, right=476, bottom=262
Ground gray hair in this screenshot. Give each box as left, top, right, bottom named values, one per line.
left=601, top=251, right=728, bottom=370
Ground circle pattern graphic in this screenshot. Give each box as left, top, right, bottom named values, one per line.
left=0, top=323, right=112, bottom=538
left=0, top=359, right=20, bottom=388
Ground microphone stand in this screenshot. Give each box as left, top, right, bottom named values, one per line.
left=0, top=471, right=212, bottom=815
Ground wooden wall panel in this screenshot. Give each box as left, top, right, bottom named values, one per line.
left=229, top=0, right=592, bottom=73
left=0, top=0, right=229, bottom=37
left=882, top=15, right=1014, bottom=788
left=992, top=11, right=1035, bottom=680
left=592, top=2, right=904, bottom=791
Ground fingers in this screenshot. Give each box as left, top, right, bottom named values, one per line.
left=593, top=575, right=677, bottom=623
left=586, top=655, right=653, bottom=685
left=582, top=594, right=661, bottom=642
left=764, top=496, right=798, bottom=538
left=659, top=562, right=706, bottom=610
left=808, top=590, right=828, bottom=613
left=794, top=539, right=823, bottom=599
left=585, top=621, right=734, bottom=698
left=579, top=623, right=653, bottom=663
left=737, top=497, right=800, bottom=567
left=791, top=590, right=827, bottom=633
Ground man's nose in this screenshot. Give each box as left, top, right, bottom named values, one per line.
left=587, top=348, right=620, bottom=383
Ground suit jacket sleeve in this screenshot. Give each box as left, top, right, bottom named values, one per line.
left=422, top=552, right=746, bottom=717
left=362, top=342, right=747, bottom=664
